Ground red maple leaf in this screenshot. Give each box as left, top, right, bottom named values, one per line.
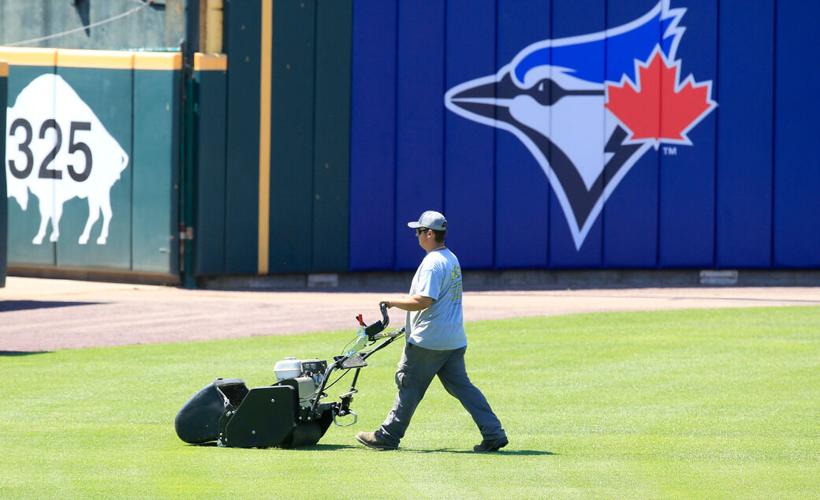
left=606, top=50, right=715, bottom=143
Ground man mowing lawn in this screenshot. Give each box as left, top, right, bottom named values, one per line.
left=355, top=210, right=508, bottom=452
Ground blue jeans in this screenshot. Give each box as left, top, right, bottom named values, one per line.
left=378, top=343, right=505, bottom=446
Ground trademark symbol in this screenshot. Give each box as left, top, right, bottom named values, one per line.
left=663, top=146, right=678, bottom=156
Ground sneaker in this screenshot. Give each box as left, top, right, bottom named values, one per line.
left=355, top=431, right=398, bottom=451
left=473, top=436, right=508, bottom=452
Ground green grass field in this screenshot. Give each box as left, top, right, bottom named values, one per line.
left=1, top=307, right=818, bottom=498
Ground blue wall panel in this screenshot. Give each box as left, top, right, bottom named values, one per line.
left=394, top=0, right=446, bottom=270
left=658, top=0, right=717, bottom=267
left=349, top=0, right=397, bottom=270
left=549, top=0, right=603, bottom=268
left=602, top=0, right=659, bottom=268
left=346, top=0, right=819, bottom=273
left=716, top=0, right=774, bottom=268
left=494, top=0, right=550, bottom=269
left=444, top=0, right=496, bottom=269
left=773, top=1, right=820, bottom=267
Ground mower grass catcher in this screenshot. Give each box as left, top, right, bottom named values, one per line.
left=175, top=304, right=404, bottom=449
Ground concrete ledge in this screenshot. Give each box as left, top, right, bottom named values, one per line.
left=9, top=265, right=180, bottom=286
left=9, top=266, right=820, bottom=290
left=199, top=269, right=820, bottom=292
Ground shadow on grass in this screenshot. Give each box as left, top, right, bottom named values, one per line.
left=180, top=443, right=551, bottom=455
left=294, top=444, right=359, bottom=451
left=405, top=448, right=556, bottom=456
left=182, top=443, right=360, bottom=451
left=0, top=350, right=52, bottom=356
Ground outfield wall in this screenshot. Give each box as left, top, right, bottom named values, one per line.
left=211, top=0, right=820, bottom=277
left=1, top=48, right=181, bottom=280
left=4, top=0, right=819, bottom=285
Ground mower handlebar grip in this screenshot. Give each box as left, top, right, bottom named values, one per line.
left=378, top=302, right=390, bottom=329
left=364, top=303, right=391, bottom=339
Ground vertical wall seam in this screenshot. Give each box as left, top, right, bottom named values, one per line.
left=545, top=0, right=555, bottom=269
left=221, top=55, right=230, bottom=273
left=602, top=0, right=608, bottom=269
left=346, top=0, right=355, bottom=272
left=310, top=0, right=319, bottom=271
left=712, top=1, right=720, bottom=269
left=391, top=2, right=400, bottom=271
left=344, top=0, right=352, bottom=272
left=257, top=0, right=272, bottom=274
left=441, top=2, right=447, bottom=216
left=130, top=61, right=135, bottom=271
left=220, top=4, right=231, bottom=274
left=174, top=64, right=183, bottom=275
left=53, top=61, right=60, bottom=265
left=0, top=65, right=5, bottom=282
left=654, top=5, right=661, bottom=269
left=492, top=0, right=499, bottom=270
left=770, top=0, right=777, bottom=267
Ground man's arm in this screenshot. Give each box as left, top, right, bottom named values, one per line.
left=382, top=295, right=433, bottom=312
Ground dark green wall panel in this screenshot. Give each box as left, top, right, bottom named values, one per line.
left=6, top=66, right=58, bottom=266
left=55, top=67, right=132, bottom=269
left=220, top=0, right=355, bottom=275
left=223, top=0, right=261, bottom=274
left=0, top=69, right=7, bottom=285
left=268, top=0, right=317, bottom=273
left=311, top=0, right=352, bottom=272
left=193, top=68, right=228, bottom=275
left=133, top=69, right=181, bottom=274
left=5, top=58, right=180, bottom=278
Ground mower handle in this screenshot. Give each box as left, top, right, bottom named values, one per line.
left=372, top=327, right=405, bottom=340
left=364, top=302, right=391, bottom=338
left=378, top=301, right=390, bottom=328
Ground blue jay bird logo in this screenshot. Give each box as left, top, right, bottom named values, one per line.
left=445, top=0, right=716, bottom=249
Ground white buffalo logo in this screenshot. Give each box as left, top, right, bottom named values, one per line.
left=5, top=74, right=128, bottom=245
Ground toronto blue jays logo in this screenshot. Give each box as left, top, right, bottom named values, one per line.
left=445, top=0, right=716, bottom=249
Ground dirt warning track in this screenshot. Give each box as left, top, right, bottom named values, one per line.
left=1, top=277, right=819, bottom=351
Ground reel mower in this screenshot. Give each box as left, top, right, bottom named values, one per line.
left=174, top=303, right=404, bottom=449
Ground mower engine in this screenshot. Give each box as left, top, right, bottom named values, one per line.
left=274, top=357, right=327, bottom=406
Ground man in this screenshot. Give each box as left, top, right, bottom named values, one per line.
left=355, top=210, right=508, bottom=452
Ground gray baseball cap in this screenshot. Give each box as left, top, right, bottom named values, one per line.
left=407, top=210, right=448, bottom=231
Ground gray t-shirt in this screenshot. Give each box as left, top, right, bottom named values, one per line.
left=406, top=247, right=467, bottom=350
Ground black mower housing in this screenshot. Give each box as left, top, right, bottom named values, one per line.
left=175, top=303, right=400, bottom=449
left=174, top=377, right=334, bottom=448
